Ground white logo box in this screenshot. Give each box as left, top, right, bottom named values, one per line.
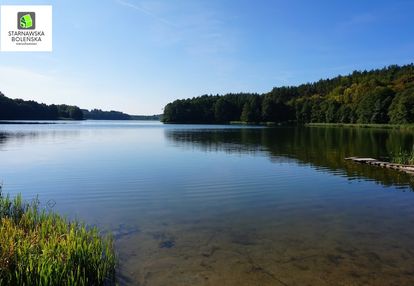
left=1, top=5, right=52, bottom=52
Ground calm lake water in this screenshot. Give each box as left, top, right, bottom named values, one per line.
left=1, top=120, right=414, bottom=285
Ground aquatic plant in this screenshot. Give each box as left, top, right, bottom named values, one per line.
left=390, top=146, right=414, bottom=165
left=0, top=191, right=116, bottom=285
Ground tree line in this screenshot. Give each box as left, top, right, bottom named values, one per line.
left=0, top=93, right=83, bottom=120
left=0, top=93, right=161, bottom=121
left=162, top=64, right=414, bottom=124
left=82, top=109, right=131, bottom=120
left=82, top=109, right=162, bottom=120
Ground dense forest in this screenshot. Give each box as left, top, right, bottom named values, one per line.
left=0, top=93, right=161, bottom=121
left=82, top=110, right=162, bottom=120
left=162, top=64, right=414, bottom=124
left=130, top=114, right=162, bottom=120
left=82, top=109, right=131, bottom=120
left=0, top=93, right=83, bottom=120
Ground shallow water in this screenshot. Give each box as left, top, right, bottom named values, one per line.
left=1, top=121, right=414, bottom=285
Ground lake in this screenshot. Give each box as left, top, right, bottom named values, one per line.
left=1, top=120, right=414, bottom=285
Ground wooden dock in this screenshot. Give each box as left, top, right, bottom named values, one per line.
left=345, top=157, right=414, bottom=175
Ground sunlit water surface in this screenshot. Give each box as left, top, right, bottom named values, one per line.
left=1, top=120, right=414, bottom=285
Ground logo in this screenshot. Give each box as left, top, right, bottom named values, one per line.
left=1, top=6, right=52, bottom=52
left=18, top=12, right=35, bottom=29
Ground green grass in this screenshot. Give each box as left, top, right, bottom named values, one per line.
left=229, top=121, right=283, bottom=126
left=0, top=191, right=116, bottom=286
left=390, top=146, right=414, bottom=165
left=306, top=123, right=414, bottom=130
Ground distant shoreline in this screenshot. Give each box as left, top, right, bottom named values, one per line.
left=0, top=121, right=58, bottom=125
left=306, top=123, right=414, bottom=130
left=3, top=120, right=413, bottom=129
left=0, top=119, right=161, bottom=125
left=162, top=121, right=414, bottom=129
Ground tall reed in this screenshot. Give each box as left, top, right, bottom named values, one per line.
left=0, top=191, right=116, bottom=285
left=390, top=146, right=414, bottom=165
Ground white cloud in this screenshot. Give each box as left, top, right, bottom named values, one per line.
left=0, top=66, right=165, bottom=114
left=0, top=66, right=109, bottom=110
left=0, top=66, right=77, bottom=104
left=115, top=0, right=175, bottom=27
left=115, top=0, right=239, bottom=57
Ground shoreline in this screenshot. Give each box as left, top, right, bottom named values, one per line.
left=306, top=123, right=414, bottom=130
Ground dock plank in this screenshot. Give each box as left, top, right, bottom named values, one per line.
left=345, top=157, right=414, bottom=175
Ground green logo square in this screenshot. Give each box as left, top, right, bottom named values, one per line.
left=18, top=12, right=35, bottom=29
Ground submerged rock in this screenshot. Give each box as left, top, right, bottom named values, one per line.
left=159, top=240, right=175, bottom=249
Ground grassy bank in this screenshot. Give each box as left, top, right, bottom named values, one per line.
left=390, top=147, right=414, bottom=165
left=231, top=122, right=414, bottom=129
left=0, top=191, right=116, bottom=285
left=306, top=123, right=414, bottom=130
left=229, top=121, right=285, bottom=126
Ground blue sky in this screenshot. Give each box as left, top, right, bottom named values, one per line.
left=0, top=0, right=413, bottom=115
